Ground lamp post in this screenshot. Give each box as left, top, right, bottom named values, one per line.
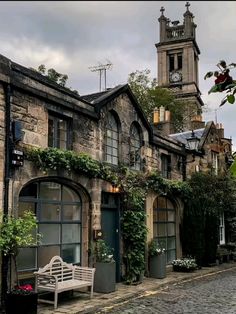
left=186, top=130, right=200, bottom=151
left=178, top=130, right=201, bottom=180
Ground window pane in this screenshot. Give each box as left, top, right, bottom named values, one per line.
left=168, top=211, right=175, bottom=222
left=62, top=224, right=80, bottom=244
left=18, top=202, right=36, bottom=217
left=39, top=224, right=60, bottom=244
left=158, top=237, right=167, bottom=250
left=17, top=248, right=36, bottom=271
left=38, top=246, right=60, bottom=268
left=167, top=250, right=176, bottom=263
left=62, top=186, right=80, bottom=202
left=167, top=237, right=176, bottom=249
left=107, top=146, right=112, bottom=155
left=157, top=197, right=166, bottom=208
left=62, top=244, right=80, bottom=264
left=112, top=157, right=118, bottom=165
left=168, top=223, right=175, bottom=236
left=153, top=209, right=158, bottom=222
left=63, top=205, right=81, bottom=221
left=40, top=182, right=61, bottom=201
left=19, top=183, right=37, bottom=198
left=167, top=199, right=174, bottom=209
left=157, top=211, right=167, bottom=222
left=48, top=118, right=54, bottom=147
left=156, top=223, right=166, bottom=237
left=40, top=203, right=60, bottom=221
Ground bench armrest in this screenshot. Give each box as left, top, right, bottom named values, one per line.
left=73, top=266, right=95, bottom=283
left=34, top=273, right=58, bottom=289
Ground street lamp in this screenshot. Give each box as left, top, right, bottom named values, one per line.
left=186, top=130, right=200, bottom=151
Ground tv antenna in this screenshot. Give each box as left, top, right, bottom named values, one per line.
left=89, top=60, right=113, bottom=92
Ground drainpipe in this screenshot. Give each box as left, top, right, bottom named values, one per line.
left=1, top=83, right=12, bottom=309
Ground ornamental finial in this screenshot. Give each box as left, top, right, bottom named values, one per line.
left=160, top=6, right=165, bottom=16
left=185, top=1, right=190, bottom=11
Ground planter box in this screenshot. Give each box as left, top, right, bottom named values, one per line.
left=6, top=291, right=38, bottom=314
left=149, top=253, right=166, bottom=279
left=94, top=261, right=116, bottom=293
left=172, top=265, right=195, bottom=273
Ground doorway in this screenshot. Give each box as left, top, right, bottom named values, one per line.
left=101, top=192, right=120, bottom=281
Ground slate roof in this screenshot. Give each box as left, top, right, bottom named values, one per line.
left=81, top=85, right=124, bottom=104
left=169, top=128, right=205, bottom=146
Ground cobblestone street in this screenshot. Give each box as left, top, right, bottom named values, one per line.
left=98, top=268, right=236, bottom=314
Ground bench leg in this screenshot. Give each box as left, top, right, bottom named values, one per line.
left=90, top=285, right=94, bottom=299
left=54, top=291, right=58, bottom=309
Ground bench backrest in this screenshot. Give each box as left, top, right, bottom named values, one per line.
left=37, top=256, right=74, bottom=282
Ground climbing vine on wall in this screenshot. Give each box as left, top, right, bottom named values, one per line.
left=25, top=146, right=192, bottom=284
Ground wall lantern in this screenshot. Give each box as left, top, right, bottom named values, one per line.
left=111, top=184, right=120, bottom=193
left=186, top=130, right=200, bottom=151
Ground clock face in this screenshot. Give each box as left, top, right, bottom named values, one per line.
left=170, top=71, right=182, bottom=83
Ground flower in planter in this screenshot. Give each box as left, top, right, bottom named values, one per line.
left=11, top=284, right=34, bottom=295
left=94, top=239, right=115, bottom=263
left=172, top=258, right=197, bottom=271
left=148, top=239, right=165, bottom=257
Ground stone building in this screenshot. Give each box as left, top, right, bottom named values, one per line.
left=0, top=2, right=233, bottom=293
left=0, top=54, right=187, bottom=287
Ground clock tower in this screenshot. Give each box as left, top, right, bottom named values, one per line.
left=156, top=2, right=204, bottom=131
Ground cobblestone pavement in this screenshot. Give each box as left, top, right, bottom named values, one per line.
left=97, top=268, right=236, bottom=314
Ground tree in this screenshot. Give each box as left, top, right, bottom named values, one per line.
left=204, top=60, right=236, bottom=106
left=182, top=172, right=236, bottom=266
left=30, top=64, right=79, bottom=94
left=127, top=69, right=189, bottom=132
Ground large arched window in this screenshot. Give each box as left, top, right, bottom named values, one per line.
left=130, top=123, right=142, bottom=170
left=153, top=196, right=176, bottom=264
left=17, top=181, right=82, bottom=271
left=105, top=111, right=119, bottom=165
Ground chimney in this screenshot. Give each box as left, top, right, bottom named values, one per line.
left=190, top=115, right=205, bottom=130
left=153, top=107, right=159, bottom=125
left=152, top=107, right=173, bottom=135
left=159, top=106, right=165, bottom=122
left=217, top=123, right=224, bottom=139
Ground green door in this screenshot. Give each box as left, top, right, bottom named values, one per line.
left=101, top=193, right=120, bottom=281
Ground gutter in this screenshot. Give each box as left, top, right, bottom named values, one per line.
left=3, top=83, right=11, bottom=216
left=1, top=82, right=12, bottom=309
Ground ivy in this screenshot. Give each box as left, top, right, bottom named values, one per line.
left=122, top=210, right=147, bottom=284
left=24, top=146, right=194, bottom=284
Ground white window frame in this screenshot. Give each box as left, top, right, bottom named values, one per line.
left=219, top=212, right=225, bottom=245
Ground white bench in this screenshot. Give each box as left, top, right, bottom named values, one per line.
left=34, top=255, right=96, bottom=309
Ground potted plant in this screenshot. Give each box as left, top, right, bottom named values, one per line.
left=172, top=257, right=198, bottom=272
left=0, top=210, right=40, bottom=314
left=93, top=239, right=116, bottom=293
left=148, top=239, right=166, bottom=279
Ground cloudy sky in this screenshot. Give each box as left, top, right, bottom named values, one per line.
left=1, top=1, right=236, bottom=148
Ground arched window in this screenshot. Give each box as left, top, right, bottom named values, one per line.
left=17, top=181, right=82, bottom=271
left=130, top=123, right=142, bottom=170
left=105, top=111, right=119, bottom=165
left=153, top=196, right=176, bottom=264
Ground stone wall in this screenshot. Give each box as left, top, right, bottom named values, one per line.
left=0, top=83, right=5, bottom=211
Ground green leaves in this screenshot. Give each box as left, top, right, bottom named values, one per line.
left=208, top=84, right=221, bottom=94
left=204, top=71, right=213, bottom=80
left=227, top=94, right=235, bottom=104
left=0, top=211, right=40, bottom=257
